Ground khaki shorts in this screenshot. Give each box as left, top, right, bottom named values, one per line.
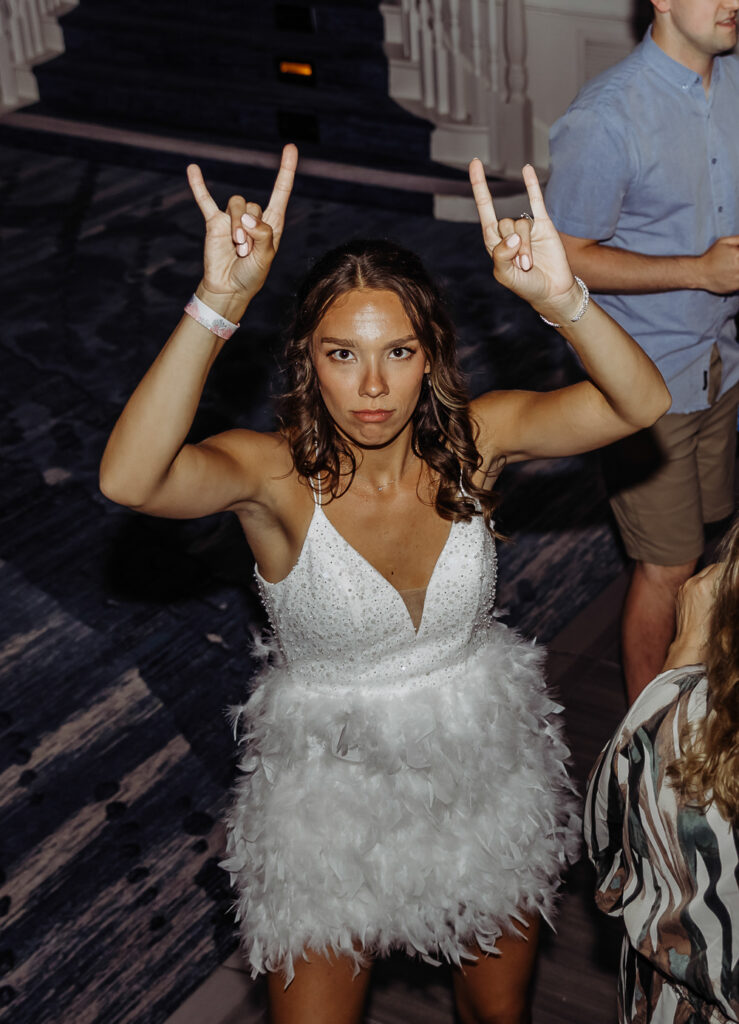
left=603, top=354, right=739, bottom=566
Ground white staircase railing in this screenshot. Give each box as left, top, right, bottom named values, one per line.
left=382, top=0, right=533, bottom=178
left=0, top=0, right=78, bottom=114
left=382, top=0, right=636, bottom=197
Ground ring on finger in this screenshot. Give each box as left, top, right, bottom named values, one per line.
left=517, top=212, right=534, bottom=224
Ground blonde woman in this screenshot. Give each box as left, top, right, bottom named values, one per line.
left=586, top=521, right=739, bottom=1023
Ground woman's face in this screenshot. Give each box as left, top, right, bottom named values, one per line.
left=311, top=288, right=430, bottom=447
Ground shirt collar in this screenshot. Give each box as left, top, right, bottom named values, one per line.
left=639, top=24, right=704, bottom=92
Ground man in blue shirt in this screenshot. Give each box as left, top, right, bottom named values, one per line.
left=546, top=0, right=739, bottom=703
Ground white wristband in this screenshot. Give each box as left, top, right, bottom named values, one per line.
left=539, top=277, right=590, bottom=329
left=184, top=293, right=240, bottom=340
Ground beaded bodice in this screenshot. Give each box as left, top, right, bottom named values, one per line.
left=254, top=501, right=498, bottom=691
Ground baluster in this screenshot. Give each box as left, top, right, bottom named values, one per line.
left=7, top=0, right=26, bottom=65
left=400, top=0, right=411, bottom=59
left=500, top=0, right=532, bottom=171
left=27, top=0, right=45, bottom=60
left=483, top=0, right=503, bottom=172
left=470, top=0, right=482, bottom=80
left=432, top=0, right=449, bottom=116
left=504, top=0, right=527, bottom=102
left=408, top=0, right=420, bottom=63
left=487, top=0, right=499, bottom=94
left=0, top=5, right=19, bottom=109
left=449, top=0, right=466, bottom=121
left=419, top=0, right=435, bottom=109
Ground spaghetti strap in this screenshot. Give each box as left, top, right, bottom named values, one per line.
left=309, top=442, right=322, bottom=506
left=308, top=474, right=322, bottom=507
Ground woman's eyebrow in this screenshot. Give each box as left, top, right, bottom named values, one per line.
left=319, top=335, right=417, bottom=346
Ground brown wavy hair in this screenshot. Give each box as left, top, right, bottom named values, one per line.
left=277, top=239, right=500, bottom=528
left=668, top=518, right=739, bottom=825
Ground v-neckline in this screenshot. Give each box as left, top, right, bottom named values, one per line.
left=317, top=504, right=454, bottom=637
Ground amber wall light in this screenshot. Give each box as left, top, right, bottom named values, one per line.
left=279, top=61, right=314, bottom=78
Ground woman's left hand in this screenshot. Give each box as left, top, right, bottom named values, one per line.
left=469, top=160, right=581, bottom=321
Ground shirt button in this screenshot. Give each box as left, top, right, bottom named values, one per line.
left=712, top=157, right=717, bottom=164
left=719, top=206, right=723, bottom=212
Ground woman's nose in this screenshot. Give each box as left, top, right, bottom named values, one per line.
left=359, top=363, right=388, bottom=397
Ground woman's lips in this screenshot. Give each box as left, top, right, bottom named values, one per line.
left=352, top=409, right=393, bottom=422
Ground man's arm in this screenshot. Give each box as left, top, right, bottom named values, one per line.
left=562, top=233, right=739, bottom=295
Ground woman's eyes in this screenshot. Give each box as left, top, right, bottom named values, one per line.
left=327, top=347, right=416, bottom=362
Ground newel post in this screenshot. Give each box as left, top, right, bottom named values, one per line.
left=500, top=0, right=532, bottom=173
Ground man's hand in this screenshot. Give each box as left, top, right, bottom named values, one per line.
left=696, top=236, right=739, bottom=294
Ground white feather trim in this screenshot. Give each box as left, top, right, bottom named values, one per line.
left=221, top=624, right=581, bottom=984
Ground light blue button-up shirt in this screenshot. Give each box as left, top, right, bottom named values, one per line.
left=546, top=28, right=739, bottom=413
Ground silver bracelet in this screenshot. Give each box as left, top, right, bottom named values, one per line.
left=184, top=293, right=240, bottom=340
left=539, top=276, right=590, bottom=329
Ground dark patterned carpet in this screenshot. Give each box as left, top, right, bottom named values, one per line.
left=0, top=138, right=625, bottom=1024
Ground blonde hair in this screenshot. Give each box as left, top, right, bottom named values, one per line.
left=668, top=518, right=739, bottom=826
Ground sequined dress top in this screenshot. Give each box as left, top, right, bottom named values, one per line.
left=221, top=488, right=580, bottom=983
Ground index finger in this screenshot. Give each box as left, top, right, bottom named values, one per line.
left=263, top=143, right=298, bottom=244
left=186, top=164, right=220, bottom=221
left=469, top=158, right=499, bottom=241
left=521, top=164, right=549, bottom=221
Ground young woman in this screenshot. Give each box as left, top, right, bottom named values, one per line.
left=585, top=523, right=739, bottom=1024
left=100, top=144, right=670, bottom=1024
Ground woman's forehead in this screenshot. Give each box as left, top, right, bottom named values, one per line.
left=317, top=289, right=413, bottom=337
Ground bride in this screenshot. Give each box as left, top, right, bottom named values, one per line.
left=100, top=144, right=669, bottom=1024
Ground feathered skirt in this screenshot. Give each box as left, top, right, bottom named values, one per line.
left=221, top=625, right=581, bottom=983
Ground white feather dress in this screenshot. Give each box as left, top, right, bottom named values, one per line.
left=221, top=494, right=581, bottom=982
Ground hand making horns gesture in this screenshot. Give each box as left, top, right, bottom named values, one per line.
left=469, top=159, right=578, bottom=316
left=186, top=143, right=298, bottom=303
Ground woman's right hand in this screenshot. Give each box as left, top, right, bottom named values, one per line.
left=186, top=143, right=298, bottom=304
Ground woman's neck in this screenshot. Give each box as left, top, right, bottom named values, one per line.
left=341, top=424, right=422, bottom=494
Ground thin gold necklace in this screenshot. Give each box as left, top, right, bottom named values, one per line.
left=357, top=459, right=420, bottom=493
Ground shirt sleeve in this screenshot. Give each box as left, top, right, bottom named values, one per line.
left=584, top=733, right=628, bottom=917
left=546, top=104, right=634, bottom=242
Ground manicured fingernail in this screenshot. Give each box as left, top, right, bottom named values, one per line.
left=236, top=228, right=246, bottom=244
left=506, top=233, right=520, bottom=247
left=241, top=213, right=257, bottom=228
left=521, top=254, right=531, bottom=270
left=237, top=243, right=248, bottom=257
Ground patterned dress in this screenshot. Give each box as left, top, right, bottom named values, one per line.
left=585, top=667, right=739, bottom=1023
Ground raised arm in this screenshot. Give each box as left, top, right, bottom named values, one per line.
left=467, top=161, right=671, bottom=466
left=561, top=232, right=739, bottom=296
left=99, top=145, right=298, bottom=518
